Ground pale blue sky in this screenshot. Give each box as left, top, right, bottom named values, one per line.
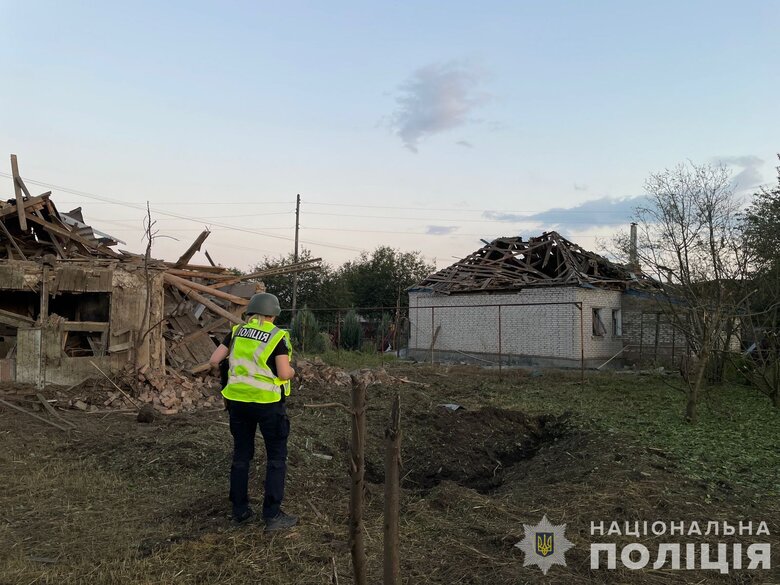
left=2, top=1, right=778, bottom=268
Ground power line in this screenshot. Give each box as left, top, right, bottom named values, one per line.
left=302, top=199, right=639, bottom=215
left=1, top=172, right=621, bottom=253
left=301, top=225, right=615, bottom=239
left=303, top=210, right=630, bottom=226
left=0, top=172, right=363, bottom=252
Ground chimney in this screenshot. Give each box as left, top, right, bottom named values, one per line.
left=629, top=222, right=638, bottom=270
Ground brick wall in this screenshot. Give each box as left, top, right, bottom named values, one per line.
left=408, top=287, right=625, bottom=362
left=576, top=288, right=624, bottom=361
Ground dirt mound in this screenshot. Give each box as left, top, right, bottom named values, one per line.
left=367, top=407, right=569, bottom=493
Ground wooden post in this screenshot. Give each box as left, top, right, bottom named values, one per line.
left=383, top=393, right=401, bottom=585
left=40, top=265, right=49, bottom=323
left=579, top=303, right=585, bottom=385
left=291, top=194, right=301, bottom=318
left=336, top=310, right=342, bottom=351
left=349, top=373, right=368, bottom=585
left=654, top=312, right=661, bottom=363
left=497, top=305, right=502, bottom=376
left=10, top=154, right=27, bottom=231
left=394, top=286, right=401, bottom=358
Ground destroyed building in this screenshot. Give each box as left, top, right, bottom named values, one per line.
left=0, top=155, right=320, bottom=389
left=407, top=231, right=672, bottom=368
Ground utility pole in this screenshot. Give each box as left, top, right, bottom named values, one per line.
left=291, top=193, right=301, bottom=319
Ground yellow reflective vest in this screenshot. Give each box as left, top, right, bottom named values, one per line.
left=221, top=319, right=293, bottom=404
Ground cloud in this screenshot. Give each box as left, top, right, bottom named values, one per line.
left=456, top=140, right=474, bottom=149
left=574, top=183, right=589, bottom=191
left=483, top=195, right=649, bottom=232
left=714, top=155, right=765, bottom=193
left=389, top=62, right=489, bottom=152
left=426, top=225, right=458, bottom=235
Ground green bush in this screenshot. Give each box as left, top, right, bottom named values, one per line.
left=290, top=307, right=324, bottom=353
left=377, top=313, right=393, bottom=351
left=341, top=309, right=363, bottom=351
left=318, top=331, right=334, bottom=352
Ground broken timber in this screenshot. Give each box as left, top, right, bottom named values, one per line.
left=415, top=231, right=654, bottom=294
left=1, top=154, right=324, bottom=395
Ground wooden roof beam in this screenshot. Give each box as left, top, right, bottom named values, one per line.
left=174, top=229, right=211, bottom=268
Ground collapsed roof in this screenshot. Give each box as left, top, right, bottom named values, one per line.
left=1, top=155, right=322, bottom=375
left=413, top=231, right=644, bottom=294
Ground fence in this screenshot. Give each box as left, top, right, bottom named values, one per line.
left=621, top=311, right=684, bottom=367
left=408, top=300, right=586, bottom=378
left=278, top=306, right=411, bottom=356
left=280, top=300, right=588, bottom=378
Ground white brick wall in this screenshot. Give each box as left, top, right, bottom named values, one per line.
left=575, top=288, right=624, bottom=359
left=409, top=287, right=625, bottom=361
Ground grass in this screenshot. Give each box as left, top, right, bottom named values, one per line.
left=305, top=349, right=398, bottom=370
left=1, top=366, right=778, bottom=584
left=476, top=368, right=780, bottom=498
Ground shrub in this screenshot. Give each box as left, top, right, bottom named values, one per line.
left=341, top=309, right=363, bottom=351
left=290, top=307, right=323, bottom=353
left=377, top=313, right=393, bottom=351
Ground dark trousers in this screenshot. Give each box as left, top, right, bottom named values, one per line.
left=228, top=400, right=290, bottom=519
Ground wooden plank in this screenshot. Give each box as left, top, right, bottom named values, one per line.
left=167, top=313, right=216, bottom=363
left=169, top=316, right=227, bottom=350
left=24, top=212, right=122, bottom=259
left=36, top=393, right=77, bottom=429
left=162, top=263, right=228, bottom=273
left=108, top=340, right=133, bottom=353
left=0, top=196, right=48, bottom=220
left=40, top=265, right=49, bottom=322
left=164, top=272, right=249, bottom=305
left=0, top=219, right=27, bottom=259
left=207, top=259, right=322, bottom=289
left=86, top=334, right=106, bottom=357
left=190, top=361, right=212, bottom=374
left=174, top=229, right=210, bottom=268
left=61, top=321, right=110, bottom=333
left=164, top=276, right=243, bottom=325
left=0, top=308, right=35, bottom=327
left=0, top=397, right=71, bottom=431
left=165, top=269, right=235, bottom=281
left=10, top=155, right=27, bottom=231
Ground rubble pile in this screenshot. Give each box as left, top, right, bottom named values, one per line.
left=295, top=357, right=392, bottom=387
left=2, top=369, right=222, bottom=414
left=0, top=155, right=323, bottom=404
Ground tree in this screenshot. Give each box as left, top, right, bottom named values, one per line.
left=252, top=249, right=328, bottom=312
left=628, top=162, right=750, bottom=423
left=742, top=157, right=780, bottom=276
left=739, top=155, right=780, bottom=407
left=341, top=309, right=363, bottom=350
left=338, top=246, right=435, bottom=311
left=290, top=307, right=324, bottom=353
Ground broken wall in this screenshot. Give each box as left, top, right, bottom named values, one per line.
left=0, top=259, right=165, bottom=386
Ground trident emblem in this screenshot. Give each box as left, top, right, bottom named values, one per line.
left=536, top=532, right=554, bottom=557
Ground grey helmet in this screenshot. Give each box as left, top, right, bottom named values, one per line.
left=245, top=292, right=282, bottom=317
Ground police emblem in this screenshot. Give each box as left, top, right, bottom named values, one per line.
left=515, top=515, right=574, bottom=575
left=536, top=532, right=554, bottom=557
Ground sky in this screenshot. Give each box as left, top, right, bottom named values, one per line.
left=1, top=1, right=778, bottom=271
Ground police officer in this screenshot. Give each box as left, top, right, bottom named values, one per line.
left=208, top=292, right=297, bottom=530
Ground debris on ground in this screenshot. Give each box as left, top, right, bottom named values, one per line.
left=295, top=357, right=393, bottom=388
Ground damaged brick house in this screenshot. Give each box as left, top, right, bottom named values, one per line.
left=0, top=156, right=320, bottom=388
left=407, top=231, right=676, bottom=368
